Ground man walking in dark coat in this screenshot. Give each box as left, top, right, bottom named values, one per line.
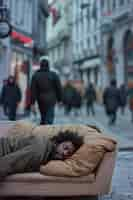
left=119, top=84, right=128, bottom=115
left=1, top=76, right=21, bottom=121
left=30, top=56, right=62, bottom=125
left=103, top=79, right=120, bottom=125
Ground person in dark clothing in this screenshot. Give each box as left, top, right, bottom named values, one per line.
left=0, top=131, right=83, bottom=178
left=128, top=88, right=133, bottom=123
left=0, top=79, right=8, bottom=115
left=72, top=88, right=82, bottom=116
left=1, top=76, right=21, bottom=121
left=119, top=84, right=128, bottom=115
left=85, top=83, right=96, bottom=116
left=62, top=82, right=74, bottom=115
left=30, top=56, right=62, bottom=125
left=103, top=79, right=120, bottom=125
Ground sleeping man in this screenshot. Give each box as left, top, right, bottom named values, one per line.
left=0, top=131, right=83, bottom=178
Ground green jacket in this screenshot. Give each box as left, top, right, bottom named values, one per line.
left=0, top=135, right=54, bottom=178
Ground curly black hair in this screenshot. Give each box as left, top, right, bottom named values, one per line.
left=51, top=130, right=84, bottom=152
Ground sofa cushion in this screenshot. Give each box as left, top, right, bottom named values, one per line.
left=32, top=124, right=101, bottom=139
left=33, top=124, right=116, bottom=152
left=40, top=144, right=106, bottom=177
left=7, top=121, right=36, bottom=137
left=4, top=172, right=95, bottom=183
left=7, top=122, right=116, bottom=152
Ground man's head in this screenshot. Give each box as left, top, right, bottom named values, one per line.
left=8, top=75, right=15, bottom=85
left=51, top=131, right=83, bottom=160
left=110, top=79, right=117, bottom=87
left=40, top=55, right=49, bottom=69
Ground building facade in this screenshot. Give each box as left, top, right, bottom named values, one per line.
left=0, top=0, right=48, bottom=112
left=47, top=0, right=72, bottom=82
left=72, top=0, right=102, bottom=88
left=100, top=0, right=133, bottom=88
left=0, top=0, right=11, bottom=89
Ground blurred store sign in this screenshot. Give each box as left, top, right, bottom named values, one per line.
left=11, top=31, right=33, bottom=45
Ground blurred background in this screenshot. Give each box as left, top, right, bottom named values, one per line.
left=0, top=0, right=133, bottom=136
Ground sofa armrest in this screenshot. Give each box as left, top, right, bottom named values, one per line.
left=94, top=150, right=117, bottom=195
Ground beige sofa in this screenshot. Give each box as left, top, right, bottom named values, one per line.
left=0, top=122, right=117, bottom=200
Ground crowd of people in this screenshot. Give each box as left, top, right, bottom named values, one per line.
left=0, top=56, right=133, bottom=126
left=62, top=79, right=133, bottom=125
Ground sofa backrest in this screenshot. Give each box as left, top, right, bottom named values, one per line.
left=0, top=121, right=116, bottom=152
left=0, top=121, right=15, bottom=137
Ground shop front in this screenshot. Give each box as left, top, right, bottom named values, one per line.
left=10, top=31, right=33, bottom=113
left=10, top=50, right=31, bottom=113
left=0, top=40, right=9, bottom=90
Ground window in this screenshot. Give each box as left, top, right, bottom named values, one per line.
left=112, top=0, right=116, bottom=9
left=87, top=37, right=90, bottom=48
left=107, top=0, right=111, bottom=12
left=119, top=0, right=124, bottom=6
left=101, top=0, right=105, bottom=11
left=94, top=35, right=97, bottom=46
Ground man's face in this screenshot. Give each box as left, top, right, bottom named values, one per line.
left=55, top=141, right=75, bottom=160
left=40, top=60, right=48, bottom=68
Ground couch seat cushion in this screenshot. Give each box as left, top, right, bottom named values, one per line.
left=3, top=172, right=95, bottom=183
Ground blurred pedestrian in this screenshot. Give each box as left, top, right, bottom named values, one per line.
left=30, top=56, right=62, bottom=125
left=119, top=83, right=128, bottom=115
left=0, top=79, right=8, bottom=115
left=71, top=88, right=82, bottom=116
left=103, top=79, right=120, bottom=125
left=128, top=88, right=133, bottom=123
left=85, top=83, right=96, bottom=116
left=62, top=82, right=75, bottom=115
left=2, top=76, right=22, bottom=121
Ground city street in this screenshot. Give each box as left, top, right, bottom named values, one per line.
left=0, top=104, right=133, bottom=200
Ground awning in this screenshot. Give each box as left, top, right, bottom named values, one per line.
left=81, top=57, right=100, bottom=70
